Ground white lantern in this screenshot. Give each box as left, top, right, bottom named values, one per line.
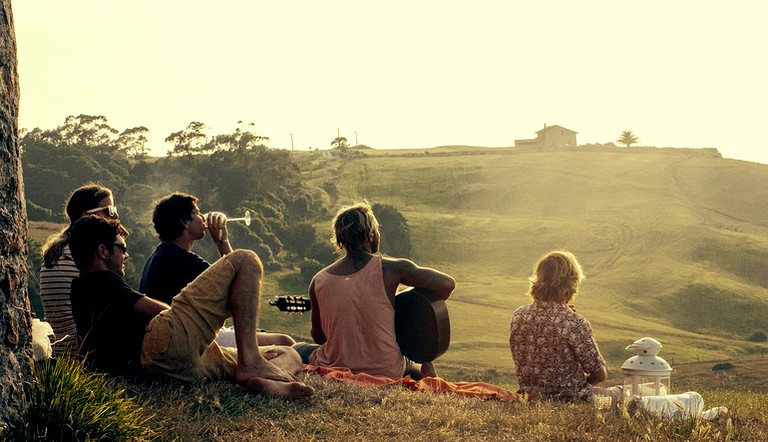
left=621, top=337, right=672, bottom=401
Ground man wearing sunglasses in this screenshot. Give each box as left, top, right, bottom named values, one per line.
left=68, top=215, right=313, bottom=400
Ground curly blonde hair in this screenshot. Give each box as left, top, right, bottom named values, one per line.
left=527, top=250, right=585, bottom=303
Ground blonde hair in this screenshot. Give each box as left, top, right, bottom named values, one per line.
left=527, top=250, right=585, bottom=303
left=331, top=202, right=378, bottom=253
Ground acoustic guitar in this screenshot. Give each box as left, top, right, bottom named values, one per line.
left=269, top=288, right=451, bottom=363
left=394, top=287, right=451, bottom=363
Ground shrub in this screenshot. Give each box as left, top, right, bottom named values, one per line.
left=747, top=330, right=768, bottom=342
left=300, top=258, right=324, bottom=285
left=10, top=357, right=159, bottom=441
left=371, top=203, right=412, bottom=258
left=711, top=362, right=735, bottom=371
left=25, top=200, right=54, bottom=221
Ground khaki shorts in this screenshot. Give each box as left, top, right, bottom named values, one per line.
left=141, top=253, right=239, bottom=382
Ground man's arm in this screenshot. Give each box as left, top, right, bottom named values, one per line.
left=383, top=258, right=456, bottom=300
left=133, top=296, right=170, bottom=317
left=308, top=281, right=326, bottom=344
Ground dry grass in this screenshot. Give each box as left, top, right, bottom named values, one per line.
left=110, top=355, right=768, bottom=441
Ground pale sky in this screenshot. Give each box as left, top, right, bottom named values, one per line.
left=11, top=1, right=768, bottom=164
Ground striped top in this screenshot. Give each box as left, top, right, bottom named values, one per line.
left=40, top=245, right=79, bottom=356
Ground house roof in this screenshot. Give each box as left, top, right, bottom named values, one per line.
left=536, top=125, right=577, bottom=134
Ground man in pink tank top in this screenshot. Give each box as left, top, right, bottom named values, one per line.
left=294, top=202, right=455, bottom=379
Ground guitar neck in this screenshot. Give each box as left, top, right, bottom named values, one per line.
left=269, top=295, right=311, bottom=312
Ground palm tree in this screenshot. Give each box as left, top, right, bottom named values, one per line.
left=617, top=131, right=639, bottom=148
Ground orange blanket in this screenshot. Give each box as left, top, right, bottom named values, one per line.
left=304, top=365, right=522, bottom=402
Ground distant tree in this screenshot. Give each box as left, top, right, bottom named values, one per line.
left=20, top=137, right=126, bottom=217
left=372, top=203, right=411, bottom=258
left=306, top=240, right=337, bottom=266
left=331, top=136, right=349, bottom=150
left=115, top=126, right=150, bottom=158
left=208, top=122, right=269, bottom=153
left=280, top=220, right=318, bottom=258
left=617, top=131, right=639, bottom=148
left=299, top=258, right=324, bottom=285
left=26, top=115, right=120, bottom=154
left=165, top=121, right=209, bottom=156
left=747, top=330, right=767, bottom=342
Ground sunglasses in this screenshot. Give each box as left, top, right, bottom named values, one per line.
left=86, top=205, right=119, bottom=218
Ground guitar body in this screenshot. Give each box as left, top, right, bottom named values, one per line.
left=394, top=287, right=451, bottom=363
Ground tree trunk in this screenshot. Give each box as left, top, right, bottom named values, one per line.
left=0, top=0, right=33, bottom=435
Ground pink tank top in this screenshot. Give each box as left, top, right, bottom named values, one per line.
left=309, top=255, right=406, bottom=377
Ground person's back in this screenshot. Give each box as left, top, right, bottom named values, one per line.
left=71, top=269, right=151, bottom=373
left=509, top=301, right=601, bottom=400
left=509, top=251, right=606, bottom=401
left=39, top=245, right=79, bottom=356
left=140, top=242, right=209, bottom=304
left=310, top=254, right=404, bottom=377
left=304, top=202, right=455, bottom=379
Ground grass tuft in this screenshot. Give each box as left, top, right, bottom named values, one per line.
left=11, top=357, right=161, bottom=441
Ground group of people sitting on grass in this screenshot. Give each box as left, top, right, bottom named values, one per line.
left=39, top=183, right=607, bottom=401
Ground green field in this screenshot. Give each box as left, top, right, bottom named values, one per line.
left=260, top=145, right=768, bottom=380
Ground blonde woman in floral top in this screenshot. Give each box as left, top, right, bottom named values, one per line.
left=509, top=250, right=606, bottom=401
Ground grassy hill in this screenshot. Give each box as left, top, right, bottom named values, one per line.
left=28, top=144, right=767, bottom=379
left=23, top=145, right=768, bottom=440
left=262, top=145, right=768, bottom=382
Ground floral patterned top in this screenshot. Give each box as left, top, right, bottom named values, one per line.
left=509, top=300, right=605, bottom=401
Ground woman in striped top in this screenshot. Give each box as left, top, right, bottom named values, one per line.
left=40, top=183, right=119, bottom=357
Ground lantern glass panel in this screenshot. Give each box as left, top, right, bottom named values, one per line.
left=622, top=374, right=670, bottom=400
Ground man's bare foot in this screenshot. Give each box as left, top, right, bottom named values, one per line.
left=419, top=362, right=437, bottom=379
left=406, top=361, right=438, bottom=380
left=246, top=377, right=314, bottom=400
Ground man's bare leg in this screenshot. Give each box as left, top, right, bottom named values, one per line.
left=257, top=331, right=296, bottom=346
left=409, top=361, right=437, bottom=380
left=420, top=361, right=437, bottom=378
left=261, top=345, right=303, bottom=376
left=227, top=250, right=313, bottom=397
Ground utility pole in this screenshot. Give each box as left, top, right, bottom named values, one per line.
left=354, top=131, right=358, bottom=146
left=290, top=133, right=294, bottom=150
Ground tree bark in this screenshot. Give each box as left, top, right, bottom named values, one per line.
left=0, top=0, right=33, bottom=435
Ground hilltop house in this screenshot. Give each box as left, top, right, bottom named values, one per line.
left=515, top=124, right=577, bottom=148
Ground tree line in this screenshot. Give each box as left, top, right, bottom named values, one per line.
left=21, top=115, right=411, bottom=317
